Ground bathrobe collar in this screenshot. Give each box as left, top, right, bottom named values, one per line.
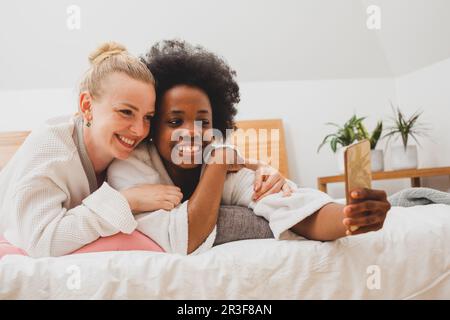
left=73, top=116, right=97, bottom=193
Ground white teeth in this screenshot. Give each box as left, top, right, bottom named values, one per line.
left=118, top=135, right=135, bottom=146
left=179, top=145, right=200, bottom=153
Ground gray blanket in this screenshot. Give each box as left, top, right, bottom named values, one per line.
left=388, top=187, right=450, bottom=207
left=214, top=187, right=450, bottom=246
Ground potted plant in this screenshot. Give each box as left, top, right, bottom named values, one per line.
left=317, top=115, right=384, bottom=172
left=356, top=120, right=384, bottom=172
left=383, top=105, right=428, bottom=170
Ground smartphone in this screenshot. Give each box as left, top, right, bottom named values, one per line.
left=344, top=139, right=372, bottom=205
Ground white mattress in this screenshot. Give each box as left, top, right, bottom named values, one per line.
left=0, top=204, right=449, bottom=299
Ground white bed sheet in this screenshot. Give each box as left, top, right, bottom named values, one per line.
left=0, top=204, right=449, bottom=299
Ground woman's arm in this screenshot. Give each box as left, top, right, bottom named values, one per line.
left=291, top=188, right=391, bottom=241
left=290, top=202, right=347, bottom=241
left=185, top=147, right=234, bottom=254
left=222, top=168, right=390, bottom=241
left=5, top=179, right=136, bottom=257
left=186, top=161, right=228, bottom=253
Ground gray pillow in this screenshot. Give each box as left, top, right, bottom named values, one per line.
left=214, top=205, right=274, bottom=246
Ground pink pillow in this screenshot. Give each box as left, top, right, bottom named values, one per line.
left=0, top=236, right=27, bottom=259
left=71, top=231, right=164, bottom=254
left=0, top=231, right=164, bottom=259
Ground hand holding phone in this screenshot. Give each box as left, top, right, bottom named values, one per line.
left=344, top=139, right=372, bottom=232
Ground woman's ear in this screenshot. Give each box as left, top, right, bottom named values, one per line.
left=79, top=92, right=92, bottom=113
left=79, top=92, right=93, bottom=124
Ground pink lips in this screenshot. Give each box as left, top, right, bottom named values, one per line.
left=115, top=134, right=138, bottom=149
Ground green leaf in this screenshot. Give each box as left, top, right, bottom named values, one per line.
left=370, top=121, right=383, bottom=149
left=317, top=133, right=337, bottom=153
left=331, top=138, right=338, bottom=153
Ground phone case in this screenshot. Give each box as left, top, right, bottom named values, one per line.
left=344, top=139, right=372, bottom=205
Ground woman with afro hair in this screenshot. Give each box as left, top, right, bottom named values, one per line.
left=107, top=40, right=391, bottom=255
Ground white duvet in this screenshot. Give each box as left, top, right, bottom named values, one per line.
left=0, top=204, right=449, bottom=299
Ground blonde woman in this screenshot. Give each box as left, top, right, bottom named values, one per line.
left=0, top=42, right=160, bottom=257
left=0, top=42, right=289, bottom=258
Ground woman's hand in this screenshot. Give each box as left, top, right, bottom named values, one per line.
left=211, top=146, right=293, bottom=201
left=120, top=184, right=183, bottom=214
left=342, top=188, right=391, bottom=236
left=251, top=163, right=293, bottom=201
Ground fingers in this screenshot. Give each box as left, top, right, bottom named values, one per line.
left=253, top=169, right=263, bottom=192
left=162, top=201, right=176, bottom=211
left=281, top=183, right=293, bottom=197
left=350, top=188, right=387, bottom=202
left=345, top=222, right=384, bottom=236
left=165, top=185, right=181, bottom=193
left=157, top=186, right=183, bottom=207
left=344, top=200, right=391, bottom=218
left=254, top=180, right=284, bottom=201
left=254, top=173, right=282, bottom=199
left=169, top=189, right=184, bottom=199
left=343, top=210, right=385, bottom=228
left=165, top=186, right=183, bottom=197
left=165, top=194, right=182, bottom=206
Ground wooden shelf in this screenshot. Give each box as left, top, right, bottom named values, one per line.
left=317, top=166, right=450, bottom=193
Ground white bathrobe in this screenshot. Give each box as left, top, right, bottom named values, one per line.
left=0, top=116, right=136, bottom=257
left=107, top=143, right=334, bottom=255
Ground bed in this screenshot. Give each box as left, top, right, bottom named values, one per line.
left=0, top=121, right=449, bottom=299
left=0, top=203, right=448, bottom=299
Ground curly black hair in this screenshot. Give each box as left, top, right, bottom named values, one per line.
left=142, top=39, right=240, bottom=136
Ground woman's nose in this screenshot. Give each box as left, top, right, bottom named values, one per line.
left=183, top=122, right=202, bottom=140
left=130, top=119, right=147, bottom=137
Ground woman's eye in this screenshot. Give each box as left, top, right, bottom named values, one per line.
left=168, top=119, right=182, bottom=126
left=144, top=115, right=153, bottom=122
left=201, top=120, right=210, bottom=126
left=119, top=110, right=133, bottom=116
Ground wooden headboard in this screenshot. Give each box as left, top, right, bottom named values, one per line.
left=232, top=119, right=289, bottom=178
left=0, top=119, right=289, bottom=178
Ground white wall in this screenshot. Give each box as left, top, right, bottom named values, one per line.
left=361, top=0, right=450, bottom=76
left=0, top=88, right=78, bottom=131
left=0, top=0, right=393, bottom=90
left=394, top=57, right=450, bottom=192
left=4, top=0, right=450, bottom=90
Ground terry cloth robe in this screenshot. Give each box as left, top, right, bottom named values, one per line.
left=107, top=143, right=334, bottom=255
left=0, top=116, right=136, bottom=257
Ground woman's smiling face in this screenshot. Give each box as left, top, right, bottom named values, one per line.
left=86, top=72, right=156, bottom=160
left=153, top=85, right=213, bottom=170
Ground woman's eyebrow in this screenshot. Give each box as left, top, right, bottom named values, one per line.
left=114, top=102, right=138, bottom=111
left=115, top=102, right=154, bottom=115
left=168, top=108, right=209, bottom=114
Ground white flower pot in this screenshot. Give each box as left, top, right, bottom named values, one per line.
left=371, top=149, right=384, bottom=172
left=390, top=145, right=418, bottom=170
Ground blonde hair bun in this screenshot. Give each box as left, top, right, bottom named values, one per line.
left=80, top=41, right=154, bottom=99
left=89, top=41, right=128, bottom=65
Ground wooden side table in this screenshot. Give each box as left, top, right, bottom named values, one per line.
left=317, top=167, right=450, bottom=193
